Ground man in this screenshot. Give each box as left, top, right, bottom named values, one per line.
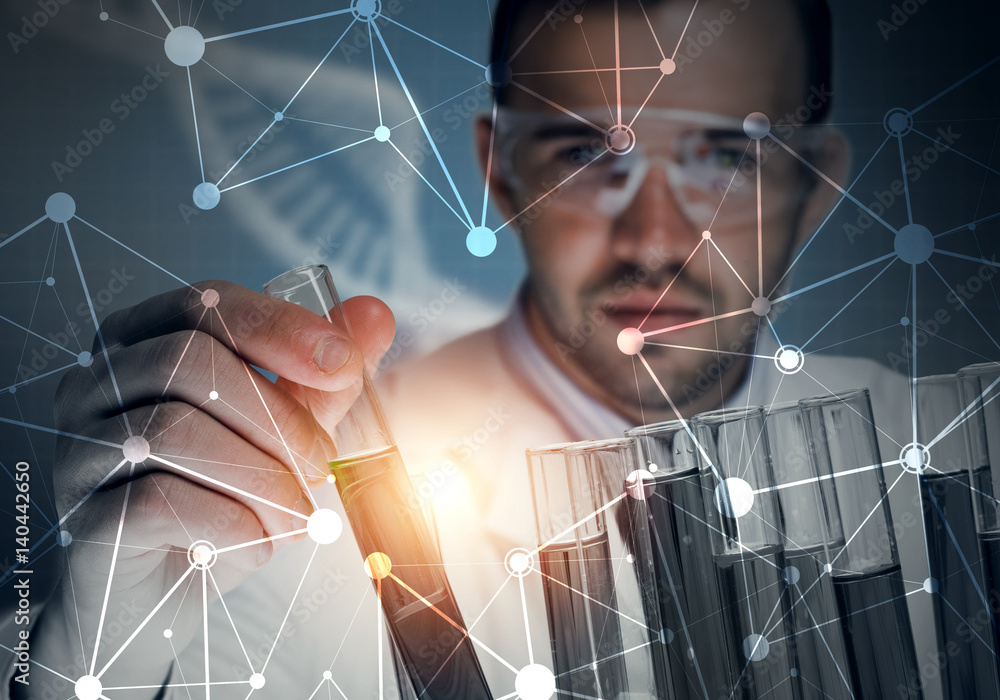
left=9, top=1, right=929, bottom=699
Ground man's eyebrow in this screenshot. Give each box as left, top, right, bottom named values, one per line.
left=703, top=128, right=751, bottom=140
left=532, top=122, right=605, bottom=139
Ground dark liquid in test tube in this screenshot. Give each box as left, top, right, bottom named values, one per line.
left=714, top=544, right=799, bottom=700
left=783, top=549, right=853, bottom=699
left=644, top=467, right=731, bottom=700
left=921, top=466, right=999, bottom=698
left=979, top=531, right=1000, bottom=677
left=832, top=564, right=922, bottom=699
left=330, top=446, right=491, bottom=700
left=537, top=533, right=628, bottom=699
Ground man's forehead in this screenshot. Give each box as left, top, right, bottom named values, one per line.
left=503, top=0, right=808, bottom=121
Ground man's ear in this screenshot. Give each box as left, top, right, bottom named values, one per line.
left=475, top=115, right=519, bottom=225
left=793, top=127, right=851, bottom=249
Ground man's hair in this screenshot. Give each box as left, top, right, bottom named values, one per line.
left=489, top=0, right=833, bottom=123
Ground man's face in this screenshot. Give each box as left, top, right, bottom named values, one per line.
left=482, top=0, right=843, bottom=421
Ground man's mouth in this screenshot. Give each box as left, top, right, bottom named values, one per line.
left=604, top=294, right=706, bottom=335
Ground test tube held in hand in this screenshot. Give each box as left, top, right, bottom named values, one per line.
left=264, top=265, right=491, bottom=700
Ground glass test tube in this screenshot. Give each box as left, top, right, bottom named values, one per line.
left=957, top=362, right=1000, bottom=679
left=915, top=374, right=999, bottom=698
left=799, top=389, right=922, bottom=699
left=527, top=437, right=664, bottom=699
left=691, top=406, right=800, bottom=700
left=264, top=265, right=491, bottom=700
left=763, top=402, right=852, bottom=699
left=626, top=420, right=729, bottom=700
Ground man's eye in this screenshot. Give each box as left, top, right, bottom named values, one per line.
left=691, top=142, right=754, bottom=171
left=551, top=141, right=604, bottom=166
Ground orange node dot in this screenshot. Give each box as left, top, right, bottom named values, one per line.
left=364, top=552, right=392, bottom=580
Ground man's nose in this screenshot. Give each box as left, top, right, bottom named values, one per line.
left=609, top=163, right=701, bottom=266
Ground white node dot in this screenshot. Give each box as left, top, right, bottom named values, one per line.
left=574, top=14, right=583, bottom=23
left=77, top=351, right=93, bottom=367
left=714, top=477, right=754, bottom=518
left=515, top=664, right=556, bottom=700
left=506, top=548, right=533, bottom=577
left=702, top=230, right=712, bottom=240
left=900, top=443, right=929, bottom=474
left=364, top=551, right=392, bottom=579
left=743, top=112, right=770, bottom=140
left=823, top=563, right=833, bottom=574
left=274, top=111, right=284, bottom=121
left=200, top=288, right=220, bottom=308
left=122, top=436, right=151, bottom=464
left=606, top=125, right=635, bottom=154
left=99, top=11, right=109, bottom=20
left=209, top=390, right=219, bottom=400
left=74, top=675, right=102, bottom=700
left=751, top=297, right=771, bottom=317
left=193, top=182, right=220, bottom=210
left=45, top=276, right=56, bottom=286
left=884, top=108, right=913, bottom=137
left=164, top=26, right=205, bottom=66
left=626, top=553, right=635, bottom=564
left=7, top=387, right=14, bottom=395
left=322, top=671, right=333, bottom=680
left=248, top=673, right=266, bottom=689
left=163, top=628, right=173, bottom=638
left=373, top=125, right=391, bottom=142
left=45, top=192, right=76, bottom=223
left=188, top=541, right=218, bottom=570
left=782, top=566, right=801, bottom=586
left=774, top=345, right=804, bottom=374
left=659, top=57, right=676, bottom=75
left=625, top=469, right=656, bottom=500
left=466, top=226, right=497, bottom=257
left=58, top=530, right=72, bottom=546
left=661, top=628, right=674, bottom=645
left=895, top=223, right=934, bottom=264
left=307, top=508, right=343, bottom=544
left=648, top=462, right=659, bottom=473
left=790, top=667, right=800, bottom=678
left=924, top=577, right=939, bottom=594
left=742, top=634, right=770, bottom=662
left=326, top=474, right=335, bottom=483
left=617, top=327, right=645, bottom=355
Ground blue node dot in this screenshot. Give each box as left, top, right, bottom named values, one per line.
left=45, top=277, right=56, bottom=287
left=193, top=182, right=221, bottom=210
left=8, top=386, right=16, bottom=395
left=99, top=11, right=109, bottom=21
left=78, top=351, right=93, bottom=367
left=790, top=668, right=800, bottom=678
left=274, top=111, right=284, bottom=122
left=660, top=628, right=674, bottom=645
left=884, top=108, right=912, bottom=136
left=374, top=125, right=391, bottom=142
left=58, top=531, right=73, bottom=546
left=45, top=192, right=76, bottom=223
left=900, top=316, right=910, bottom=327
left=782, top=566, right=801, bottom=586
left=466, top=226, right=497, bottom=257
left=485, top=61, right=512, bottom=88
left=894, top=223, right=934, bottom=264
left=924, top=577, right=939, bottom=594
left=969, top=223, right=977, bottom=231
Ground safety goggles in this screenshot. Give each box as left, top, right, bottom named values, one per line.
left=494, top=107, right=821, bottom=229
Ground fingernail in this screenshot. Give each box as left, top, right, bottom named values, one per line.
left=314, top=337, right=351, bottom=374
left=257, top=540, right=273, bottom=566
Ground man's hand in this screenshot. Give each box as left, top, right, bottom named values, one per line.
left=32, top=281, right=393, bottom=698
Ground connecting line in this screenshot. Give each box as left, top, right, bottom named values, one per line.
left=220, top=136, right=375, bottom=193
left=926, top=374, right=1000, bottom=451
left=530, top=493, right=628, bottom=557
left=800, top=367, right=905, bottom=452
left=768, top=134, right=898, bottom=235
left=896, top=136, right=914, bottom=225
left=626, top=73, right=666, bottom=129
left=74, top=217, right=192, bottom=287
left=913, top=127, right=1000, bottom=178
left=670, top=0, right=700, bottom=61
left=927, top=261, right=1000, bottom=353
left=506, top=4, right=560, bottom=64
left=508, top=80, right=605, bottom=131
left=202, top=569, right=210, bottom=700
left=369, top=24, right=383, bottom=126
left=0, top=314, right=77, bottom=357
left=90, top=468, right=134, bottom=675
left=517, top=575, right=535, bottom=665
left=376, top=580, right=383, bottom=700
left=643, top=341, right=771, bottom=360
left=379, top=16, right=486, bottom=69
left=285, top=24, right=360, bottom=118
left=373, top=23, right=475, bottom=228
left=937, top=588, right=1000, bottom=660
left=63, top=221, right=131, bottom=436
left=577, top=22, right=617, bottom=126
left=708, top=239, right=755, bottom=299
left=641, top=307, right=752, bottom=339
left=771, top=252, right=897, bottom=304
left=635, top=0, right=665, bottom=59
left=204, top=8, right=353, bottom=43
left=935, top=248, right=1000, bottom=267
left=96, top=565, right=197, bottom=678
left=910, top=54, right=1000, bottom=115
left=771, top=133, right=893, bottom=296
left=535, top=567, right=656, bottom=634
left=148, top=0, right=175, bottom=31
left=614, top=0, right=622, bottom=124
left=216, top=121, right=277, bottom=187
left=757, top=139, right=763, bottom=298
left=186, top=67, right=206, bottom=183
left=828, top=469, right=907, bottom=570
left=753, top=461, right=900, bottom=495
left=0, top=215, right=46, bottom=251
left=0, top=645, right=75, bottom=683
left=388, top=141, right=469, bottom=227
left=262, top=543, right=319, bottom=673
left=799, top=256, right=897, bottom=351
left=481, top=97, right=499, bottom=227
left=139, top=315, right=208, bottom=439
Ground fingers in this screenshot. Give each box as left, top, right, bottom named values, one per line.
left=95, top=281, right=388, bottom=392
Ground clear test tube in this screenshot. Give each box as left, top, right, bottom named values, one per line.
left=914, top=374, right=998, bottom=697
left=527, top=437, right=664, bottom=699
left=798, top=388, right=921, bottom=699
left=625, top=420, right=729, bottom=700
left=763, top=402, right=852, bottom=699
left=263, top=265, right=491, bottom=700
left=957, top=362, right=1000, bottom=678
left=690, top=406, right=800, bottom=700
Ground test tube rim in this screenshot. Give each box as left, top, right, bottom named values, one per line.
left=623, top=418, right=687, bottom=438
left=797, top=386, right=871, bottom=409
left=262, top=263, right=331, bottom=296
left=690, top=404, right=765, bottom=427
